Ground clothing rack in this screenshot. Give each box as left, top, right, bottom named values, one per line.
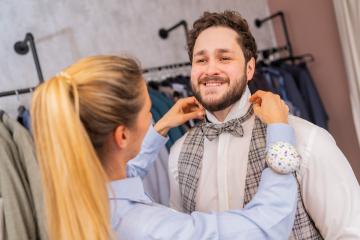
left=255, top=11, right=294, bottom=61
left=142, top=62, right=190, bottom=74
left=14, top=33, right=44, bottom=83
left=0, top=87, right=36, bottom=98
left=257, top=45, right=289, bottom=60
left=1, top=33, right=43, bottom=98
left=158, top=20, right=189, bottom=43
left=255, top=11, right=315, bottom=65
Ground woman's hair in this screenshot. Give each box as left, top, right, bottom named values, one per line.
left=31, top=55, right=144, bottom=240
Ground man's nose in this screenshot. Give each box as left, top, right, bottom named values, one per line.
left=205, top=60, right=220, bottom=76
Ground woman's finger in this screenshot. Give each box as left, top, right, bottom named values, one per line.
left=182, top=110, right=205, bottom=122
left=249, top=90, right=267, bottom=101
left=253, top=104, right=263, bottom=120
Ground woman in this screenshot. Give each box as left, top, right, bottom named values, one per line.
left=31, top=55, right=298, bottom=240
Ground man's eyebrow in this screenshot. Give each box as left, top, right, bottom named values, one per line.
left=194, top=50, right=207, bottom=57
left=216, top=49, right=234, bottom=54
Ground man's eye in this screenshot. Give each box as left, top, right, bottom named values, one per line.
left=220, top=57, right=231, bottom=61
left=196, top=59, right=207, bottom=63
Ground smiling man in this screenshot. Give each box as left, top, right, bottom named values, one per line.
left=168, top=11, right=360, bottom=239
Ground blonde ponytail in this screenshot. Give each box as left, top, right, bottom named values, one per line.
left=31, top=56, right=143, bottom=240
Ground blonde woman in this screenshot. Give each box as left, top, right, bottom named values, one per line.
left=31, top=55, right=299, bottom=240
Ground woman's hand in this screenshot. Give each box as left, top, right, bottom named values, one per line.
left=154, top=97, right=205, bottom=136
left=249, top=90, right=289, bottom=124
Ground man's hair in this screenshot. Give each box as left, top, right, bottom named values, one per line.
left=187, top=11, right=258, bottom=63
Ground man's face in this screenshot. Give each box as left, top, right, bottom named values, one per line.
left=191, top=26, right=252, bottom=112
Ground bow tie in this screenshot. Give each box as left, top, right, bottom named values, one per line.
left=200, top=106, right=254, bottom=141
left=201, top=119, right=244, bottom=141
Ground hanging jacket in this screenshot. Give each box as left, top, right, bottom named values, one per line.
left=282, top=63, right=329, bottom=129
left=0, top=112, right=47, bottom=240
left=148, top=88, right=185, bottom=150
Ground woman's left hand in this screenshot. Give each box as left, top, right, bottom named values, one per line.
left=154, top=97, right=205, bottom=136
left=249, top=90, right=289, bottom=124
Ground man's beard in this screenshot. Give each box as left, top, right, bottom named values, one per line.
left=192, top=75, right=247, bottom=112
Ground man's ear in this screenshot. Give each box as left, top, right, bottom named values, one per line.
left=114, top=125, right=130, bottom=149
left=246, top=57, right=256, bottom=82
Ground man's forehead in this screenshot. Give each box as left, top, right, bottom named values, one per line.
left=194, top=48, right=235, bottom=56
left=193, top=27, right=241, bottom=54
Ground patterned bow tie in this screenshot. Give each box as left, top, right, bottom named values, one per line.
left=200, top=106, right=254, bottom=141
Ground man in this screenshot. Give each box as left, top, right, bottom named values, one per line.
left=168, top=11, right=360, bottom=239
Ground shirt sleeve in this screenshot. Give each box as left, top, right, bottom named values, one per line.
left=266, top=123, right=296, bottom=148
left=119, top=169, right=298, bottom=240
left=300, top=127, right=360, bottom=239
left=126, top=125, right=168, bottom=178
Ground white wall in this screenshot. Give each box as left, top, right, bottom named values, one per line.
left=0, top=0, right=277, bottom=117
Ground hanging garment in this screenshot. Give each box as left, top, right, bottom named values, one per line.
left=248, top=70, right=272, bottom=93
left=274, top=67, right=311, bottom=121
left=18, top=107, right=31, bottom=131
left=0, top=112, right=47, bottom=239
left=254, top=66, right=311, bottom=120
left=148, top=88, right=185, bottom=150
left=0, top=197, right=3, bottom=240
left=282, top=63, right=328, bottom=129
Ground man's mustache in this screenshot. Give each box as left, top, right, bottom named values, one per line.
left=198, top=76, right=230, bottom=85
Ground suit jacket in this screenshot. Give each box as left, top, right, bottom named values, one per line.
left=0, top=112, right=47, bottom=239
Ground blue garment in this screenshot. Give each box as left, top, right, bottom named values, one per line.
left=110, top=170, right=296, bottom=240
left=258, top=67, right=309, bottom=119
left=275, top=67, right=311, bottom=121
left=22, top=109, right=31, bottom=131
left=282, top=63, right=328, bottom=129
left=148, top=88, right=185, bottom=150
left=114, top=124, right=298, bottom=239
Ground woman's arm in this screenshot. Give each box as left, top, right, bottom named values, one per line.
left=127, top=97, right=204, bottom=178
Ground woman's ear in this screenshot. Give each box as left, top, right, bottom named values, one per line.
left=114, top=125, right=130, bottom=149
left=246, top=57, right=256, bottom=82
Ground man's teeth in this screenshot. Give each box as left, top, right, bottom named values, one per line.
left=204, top=82, right=223, bottom=86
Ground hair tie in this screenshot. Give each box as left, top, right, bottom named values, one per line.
left=57, top=71, right=79, bottom=114
left=57, top=71, right=71, bottom=79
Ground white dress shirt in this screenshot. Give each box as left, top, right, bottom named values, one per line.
left=168, top=87, right=360, bottom=239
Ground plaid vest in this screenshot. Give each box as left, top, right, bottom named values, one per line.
left=178, top=116, right=323, bottom=239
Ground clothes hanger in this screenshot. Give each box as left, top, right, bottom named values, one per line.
left=271, top=53, right=315, bottom=66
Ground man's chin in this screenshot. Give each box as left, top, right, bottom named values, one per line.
left=200, top=100, right=229, bottom=112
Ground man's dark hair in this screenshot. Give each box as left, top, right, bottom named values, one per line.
left=187, top=11, right=258, bottom=63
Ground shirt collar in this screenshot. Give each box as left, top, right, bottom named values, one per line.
left=206, top=86, right=252, bottom=124
left=108, top=177, right=152, bottom=204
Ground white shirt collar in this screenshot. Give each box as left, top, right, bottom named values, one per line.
left=206, top=87, right=252, bottom=124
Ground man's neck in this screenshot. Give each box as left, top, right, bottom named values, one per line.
left=212, top=105, right=234, bottom=122
left=206, top=87, right=251, bottom=123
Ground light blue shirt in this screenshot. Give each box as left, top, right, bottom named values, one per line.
left=111, top=124, right=297, bottom=240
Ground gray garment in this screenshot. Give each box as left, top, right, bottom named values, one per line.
left=0, top=198, right=3, bottom=240
left=178, top=111, right=323, bottom=239
left=178, top=107, right=254, bottom=213
left=0, top=113, right=47, bottom=239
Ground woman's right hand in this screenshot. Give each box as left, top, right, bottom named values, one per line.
left=249, top=90, right=289, bottom=124
left=154, top=97, right=205, bottom=136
